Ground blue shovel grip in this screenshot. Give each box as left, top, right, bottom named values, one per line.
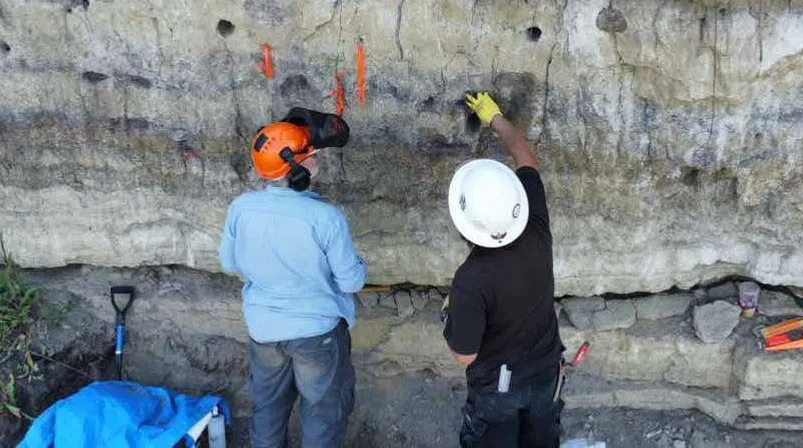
left=115, top=324, right=125, bottom=355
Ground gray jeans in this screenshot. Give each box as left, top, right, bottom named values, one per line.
left=249, top=320, right=355, bottom=448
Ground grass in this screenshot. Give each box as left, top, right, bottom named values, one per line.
left=0, top=235, right=42, bottom=420
left=0, top=258, right=41, bottom=349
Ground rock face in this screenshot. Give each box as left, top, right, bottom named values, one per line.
left=759, top=290, right=803, bottom=317
left=693, top=301, right=741, bottom=343
left=634, top=294, right=693, bottom=320
left=2, top=1, right=803, bottom=294
left=562, top=297, right=636, bottom=331
left=19, top=265, right=803, bottom=428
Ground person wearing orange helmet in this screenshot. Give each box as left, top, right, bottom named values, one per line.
left=219, top=108, right=365, bottom=447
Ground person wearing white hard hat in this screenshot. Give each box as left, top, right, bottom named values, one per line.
left=442, top=92, right=564, bottom=448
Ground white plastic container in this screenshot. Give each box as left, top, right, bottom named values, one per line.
left=208, top=405, right=226, bottom=448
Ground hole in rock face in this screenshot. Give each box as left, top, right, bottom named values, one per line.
left=0, top=41, right=10, bottom=53
left=527, top=26, right=542, bottom=42
left=217, top=19, right=235, bottom=37
left=681, top=167, right=701, bottom=188
left=81, top=71, right=108, bottom=83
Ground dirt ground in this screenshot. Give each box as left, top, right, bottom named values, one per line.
left=227, top=370, right=803, bottom=448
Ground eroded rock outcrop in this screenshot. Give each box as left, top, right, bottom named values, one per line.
left=1, top=0, right=802, bottom=294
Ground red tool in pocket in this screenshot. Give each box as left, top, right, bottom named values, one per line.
left=553, top=342, right=590, bottom=402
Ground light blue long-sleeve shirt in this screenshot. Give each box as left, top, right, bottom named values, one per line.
left=219, top=186, right=367, bottom=342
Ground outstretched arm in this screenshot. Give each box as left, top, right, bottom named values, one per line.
left=466, top=92, right=539, bottom=170
left=491, top=115, right=539, bottom=170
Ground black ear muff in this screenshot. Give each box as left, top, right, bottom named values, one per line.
left=279, top=148, right=311, bottom=192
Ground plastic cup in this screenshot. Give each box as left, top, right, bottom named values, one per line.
left=738, top=281, right=760, bottom=317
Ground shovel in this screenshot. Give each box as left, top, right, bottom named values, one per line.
left=110, top=286, right=135, bottom=380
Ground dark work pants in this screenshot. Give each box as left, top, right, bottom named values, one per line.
left=459, top=370, right=563, bottom=448
left=249, top=320, right=355, bottom=448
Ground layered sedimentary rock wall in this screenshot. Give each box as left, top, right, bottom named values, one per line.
left=1, top=0, right=802, bottom=294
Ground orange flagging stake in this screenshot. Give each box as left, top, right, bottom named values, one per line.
left=356, top=42, right=367, bottom=106
left=258, top=43, right=275, bottom=79
left=331, top=72, right=347, bottom=116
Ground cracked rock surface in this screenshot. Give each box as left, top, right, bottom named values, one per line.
left=1, top=1, right=803, bottom=294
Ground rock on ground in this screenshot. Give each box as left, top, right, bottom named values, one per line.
left=693, top=301, right=741, bottom=343
left=706, top=282, right=739, bottom=301
left=759, top=291, right=803, bottom=317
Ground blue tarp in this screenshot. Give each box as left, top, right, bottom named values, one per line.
left=18, top=381, right=230, bottom=448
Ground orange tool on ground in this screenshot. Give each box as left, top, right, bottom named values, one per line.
left=766, top=332, right=803, bottom=352
left=331, top=72, right=348, bottom=116
left=356, top=40, right=367, bottom=106
left=758, top=318, right=803, bottom=352
left=760, top=317, right=803, bottom=339
left=257, top=43, right=275, bottom=79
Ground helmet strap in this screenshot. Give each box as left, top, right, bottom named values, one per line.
left=279, top=148, right=311, bottom=192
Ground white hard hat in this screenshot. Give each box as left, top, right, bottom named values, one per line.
left=448, top=159, right=529, bottom=248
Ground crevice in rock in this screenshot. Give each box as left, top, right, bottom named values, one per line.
left=535, top=0, right=568, bottom=152
left=81, top=71, right=108, bottom=83
left=757, top=0, right=764, bottom=63
left=613, top=34, right=627, bottom=157
left=151, top=17, right=165, bottom=77
left=709, top=8, right=719, bottom=147
left=221, top=40, right=248, bottom=146
left=651, top=0, right=669, bottom=51
left=119, top=74, right=153, bottom=89
left=302, top=0, right=338, bottom=42
left=699, top=15, right=706, bottom=42
left=395, top=0, right=407, bottom=61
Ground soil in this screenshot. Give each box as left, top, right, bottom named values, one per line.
left=226, top=370, right=803, bottom=448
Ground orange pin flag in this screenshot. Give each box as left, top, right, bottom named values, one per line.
left=356, top=40, right=367, bottom=106
left=257, top=43, right=275, bottom=79
left=332, top=72, right=347, bottom=116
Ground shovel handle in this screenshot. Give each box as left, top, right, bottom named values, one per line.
left=110, top=286, right=135, bottom=315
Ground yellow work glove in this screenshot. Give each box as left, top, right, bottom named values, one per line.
left=465, top=92, right=502, bottom=126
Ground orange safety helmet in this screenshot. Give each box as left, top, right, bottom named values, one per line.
left=251, top=122, right=313, bottom=181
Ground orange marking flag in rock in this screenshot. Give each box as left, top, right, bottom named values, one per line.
left=356, top=42, right=367, bottom=106
left=331, top=72, right=347, bottom=116
left=257, top=43, right=275, bottom=79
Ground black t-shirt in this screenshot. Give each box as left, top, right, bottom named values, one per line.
left=443, top=166, right=563, bottom=391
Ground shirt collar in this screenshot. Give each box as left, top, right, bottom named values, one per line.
left=265, top=185, right=322, bottom=200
